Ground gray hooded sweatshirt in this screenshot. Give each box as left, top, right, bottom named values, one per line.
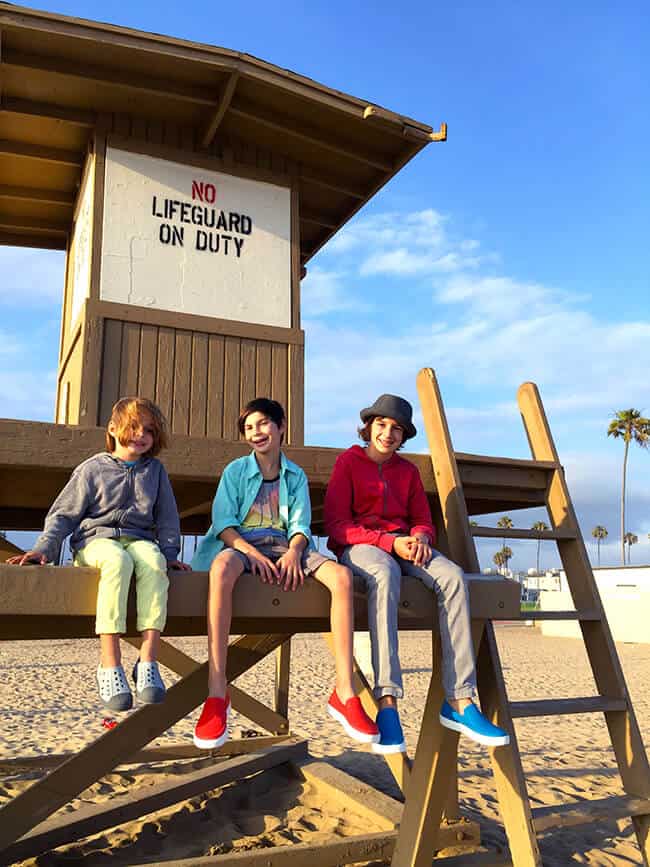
left=33, top=453, right=181, bottom=563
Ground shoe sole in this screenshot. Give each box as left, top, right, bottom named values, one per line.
left=439, top=714, right=510, bottom=747
left=327, top=704, right=380, bottom=744
left=136, top=687, right=166, bottom=704
left=193, top=703, right=232, bottom=750
left=193, top=729, right=229, bottom=750
left=100, top=694, right=133, bottom=712
left=372, top=739, right=407, bottom=754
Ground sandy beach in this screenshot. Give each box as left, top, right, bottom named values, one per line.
left=1, top=626, right=648, bottom=866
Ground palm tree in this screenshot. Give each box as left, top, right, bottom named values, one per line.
left=607, top=409, right=650, bottom=564
left=623, top=532, right=638, bottom=564
left=497, top=515, right=513, bottom=548
left=531, top=520, right=549, bottom=573
left=501, top=545, right=513, bottom=574
left=591, top=525, right=608, bottom=567
left=493, top=550, right=506, bottom=574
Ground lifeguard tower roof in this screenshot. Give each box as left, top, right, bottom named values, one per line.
left=0, top=1, right=440, bottom=259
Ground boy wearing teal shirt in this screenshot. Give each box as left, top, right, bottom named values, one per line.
left=192, top=397, right=379, bottom=750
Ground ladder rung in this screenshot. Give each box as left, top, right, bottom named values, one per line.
left=532, top=794, right=650, bottom=832
left=470, top=526, right=577, bottom=541
left=510, top=696, right=627, bottom=718
left=516, top=609, right=601, bottom=622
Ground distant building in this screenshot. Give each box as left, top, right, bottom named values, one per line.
left=538, top=565, right=650, bottom=643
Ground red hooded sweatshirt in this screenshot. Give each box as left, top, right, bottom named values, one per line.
left=324, top=445, right=436, bottom=558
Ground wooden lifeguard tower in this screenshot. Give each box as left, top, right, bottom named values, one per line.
left=1, top=4, right=649, bottom=865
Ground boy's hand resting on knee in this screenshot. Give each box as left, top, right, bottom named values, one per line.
left=247, top=548, right=280, bottom=584
left=276, top=547, right=305, bottom=592
left=167, top=560, right=192, bottom=571
left=393, top=535, right=432, bottom=567
left=6, top=551, right=47, bottom=566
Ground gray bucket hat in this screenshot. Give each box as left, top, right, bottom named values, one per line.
left=360, top=394, right=417, bottom=440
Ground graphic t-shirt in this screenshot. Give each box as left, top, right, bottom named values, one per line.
left=239, top=478, right=287, bottom=543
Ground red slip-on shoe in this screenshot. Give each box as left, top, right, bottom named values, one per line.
left=193, top=694, right=231, bottom=749
left=327, top=690, right=379, bottom=743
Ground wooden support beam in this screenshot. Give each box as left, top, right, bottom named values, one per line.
left=2, top=49, right=216, bottom=106
left=300, top=209, right=339, bottom=229
left=390, top=633, right=459, bottom=867
left=0, top=138, right=81, bottom=167
left=510, top=696, right=627, bottom=718
left=274, top=639, right=291, bottom=719
left=0, top=184, right=74, bottom=206
left=532, top=793, right=650, bottom=833
left=299, top=170, right=366, bottom=199
left=470, top=525, right=575, bottom=541
left=127, top=637, right=290, bottom=735
left=148, top=845, right=508, bottom=867
left=201, top=71, right=239, bottom=147
left=0, top=230, right=67, bottom=250
left=1, top=739, right=308, bottom=864
left=1, top=95, right=96, bottom=127
left=228, top=100, right=394, bottom=172
left=0, top=213, right=69, bottom=234
left=297, top=759, right=479, bottom=851
left=0, top=632, right=289, bottom=853
left=416, top=368, right=479, bottom=573
left=298, top=760, right=401, bottom=830
left=477, top=624, right=542, bottom=866
left=135, top=830, right=399, bottom=867
left=0, top=736, right=292, bottom=771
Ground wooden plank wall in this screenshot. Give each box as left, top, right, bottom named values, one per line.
left=98, top=320, right=302, bottom=441
left=56, top=328, right=83, bottom=425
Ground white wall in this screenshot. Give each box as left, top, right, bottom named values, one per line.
left=69, top=155, right=94, bottom=329
left=100, top=147, right=292, bottom=327
left=539, top=566, right=650, bottom=643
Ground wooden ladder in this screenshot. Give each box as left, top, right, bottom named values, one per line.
left=393, top=368, right=650, bottom=866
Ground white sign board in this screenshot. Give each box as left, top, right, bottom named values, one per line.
left=100, top=147, right=292, bottom=327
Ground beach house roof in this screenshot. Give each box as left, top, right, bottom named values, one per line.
left=0, top=2, right=442, bottom=258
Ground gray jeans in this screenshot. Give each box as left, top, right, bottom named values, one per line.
left=341, top=544, right=476, bottom=701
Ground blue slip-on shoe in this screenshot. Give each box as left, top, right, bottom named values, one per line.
left=372, top=706, right=407, bottom=754
left=439, top=700, right=510, bottom=747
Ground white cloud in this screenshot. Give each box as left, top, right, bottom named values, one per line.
left=305, top=205, right=650, bottom=564
left=327, top=209, right=498, bottom=277
left=301, top=267, right=372, bottom=315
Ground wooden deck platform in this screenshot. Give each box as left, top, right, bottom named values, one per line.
left=0, top=565, right=521, bottom=640
left=0, top=418, right=552, bottom=534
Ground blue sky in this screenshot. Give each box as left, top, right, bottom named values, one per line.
left=3, top=1, right=650, bottom=570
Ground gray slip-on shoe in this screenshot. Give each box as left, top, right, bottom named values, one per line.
left=97, top=665, right=133, bottom=712
left=132, top=659, right=166, bottom=704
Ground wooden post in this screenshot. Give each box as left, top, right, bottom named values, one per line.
left=390, top=630, right=458, bottom=867
left=275, top=638, right=292, bottom=720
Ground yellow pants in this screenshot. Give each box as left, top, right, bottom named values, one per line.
left=75, top=537, right=169, bottom=634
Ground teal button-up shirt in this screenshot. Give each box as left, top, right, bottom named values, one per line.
left=191, top=451, right=314, bottom=571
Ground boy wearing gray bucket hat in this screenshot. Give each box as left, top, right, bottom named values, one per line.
left=324, top=394, right=509, bottom=752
